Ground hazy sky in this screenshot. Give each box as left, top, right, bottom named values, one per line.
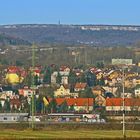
left=0, top=0, right=140, bottom=25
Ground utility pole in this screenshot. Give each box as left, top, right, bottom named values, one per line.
left=122, top=67, right=126, bottom=139
left=84, top=48, right=87, bottom=65
left=31, top=43, right=35, bottom=129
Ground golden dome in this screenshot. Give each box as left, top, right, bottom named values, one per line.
left=6, top=73, right=20, bottom=84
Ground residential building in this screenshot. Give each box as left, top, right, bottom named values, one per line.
left=74, top=83, right=87, bottom=92
left=135, top=88, right=140, bottom=98
left=54, top=85, right=78, bottom=97
left=49, top=98, right=94, bottom=112
left=106, top=98, right=140, bottom=112
left=51, top=71, right=58, bottom=84
left=92, top=85, right=105, bottom=96
left=103, top=86, right=118, bottom=96
left=95, top=95, right=106, bottom=106
left=61, top=76, right=68, bottom=85
left=59, top=66, right=70, bottom=76
left=18, top=87, right=34, bottom=97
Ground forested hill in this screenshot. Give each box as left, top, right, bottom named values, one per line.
left=0, top=24, right=140, bottom=46
left=0, top=33, right=31, bottom=46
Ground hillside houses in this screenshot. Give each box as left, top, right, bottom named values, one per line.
left=0, top=63, right=139, bottom=116
left=74, top=83, right=87, bottom=92
left=54, top=85, right=78, bottom=98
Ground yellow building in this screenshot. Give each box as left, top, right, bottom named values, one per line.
left=126, top=72, right=138, bottom=79
left=135, top=78, right=140, bottom=85
left=108, top=70, right=121, bottom=80
left=6, top=73, right=20, bottom=85
left=96, top=73, right=103, bottom=80
left=54, top=85, right=70, bottom=97
left=138, top=62, right=140, bottom=67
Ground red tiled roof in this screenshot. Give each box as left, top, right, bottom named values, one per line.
left=75, top=83, right=87, bottom=89
left=89, top=67, right=96, bottom=72
left=20, top=70, right=27, bottom=77
left=34, top=69, right=41, bottom=73
left=49, top=98, right=94, bottom=106
left=63, top=84, right=70, bottom=89
left=104, top=76, right=112, bottom=81
left=8, top=66, right=20, bottom=73
left=60, top=65, right=70, bottom=71
left=10, top=99, right=21, bottom=107
left=106, top=98, right=140, bottom=106
left=92, top=85, right=105, bottom=91
left=73, top=98, right=94, bottom=106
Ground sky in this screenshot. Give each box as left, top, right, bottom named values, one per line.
left=0, top=0, right=140, bottom=25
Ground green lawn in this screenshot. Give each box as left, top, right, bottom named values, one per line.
left=0, top=130, right=139, bottom=139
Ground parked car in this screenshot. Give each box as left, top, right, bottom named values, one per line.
left=28, top=116, right=40, bottom=122
left=87, top=118, right=106, bottom=123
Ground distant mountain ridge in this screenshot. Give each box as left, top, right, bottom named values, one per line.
left=0, top=24, right=140, bottom=46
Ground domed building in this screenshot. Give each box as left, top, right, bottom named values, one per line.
left=6, top=73, right=20, bottom=85
left=5, top=66, right=24, bottom=85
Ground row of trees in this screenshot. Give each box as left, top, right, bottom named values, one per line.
left=0, top=44, right=137, bottom=67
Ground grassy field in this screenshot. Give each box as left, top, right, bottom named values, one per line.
left=0, top=130, right=139, bottom=140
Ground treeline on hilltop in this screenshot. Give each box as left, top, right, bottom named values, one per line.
left=0, top=45, right=139, bottom=67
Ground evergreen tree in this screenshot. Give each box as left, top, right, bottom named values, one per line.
left=68, top=71, right=76, bottom=84
left=34, top=75, right=39, bottom=86
left=56, top=72, right=61, bottom=84
left=79, top=90, right=86, bottom=98
left=86, top=71, right=97, bottom=87
left=60, top=100, right=68, bottom=113
left=36, top=97, right=42, bottom=113
left=0, top=102, right=2, bottom=113
left=96, top=62, right=104, bottom=68
left=43, top=66, right=52, bottom=84
left=16, top=60, right=23, bottom=66
left=24, top=71, right=32, bottom=87
left=85, top=87, right=94, bottom=98
left=4, top=99, right=11, bottom=112
left=69, top=105, right=75, bottom=112
left=98, top=75, right=105, bottom=86
left=79, top=73, right=86, bottom=83
left=69, top=71, right=76, bottom=92
left=47, top=98, right=57, bottom=113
